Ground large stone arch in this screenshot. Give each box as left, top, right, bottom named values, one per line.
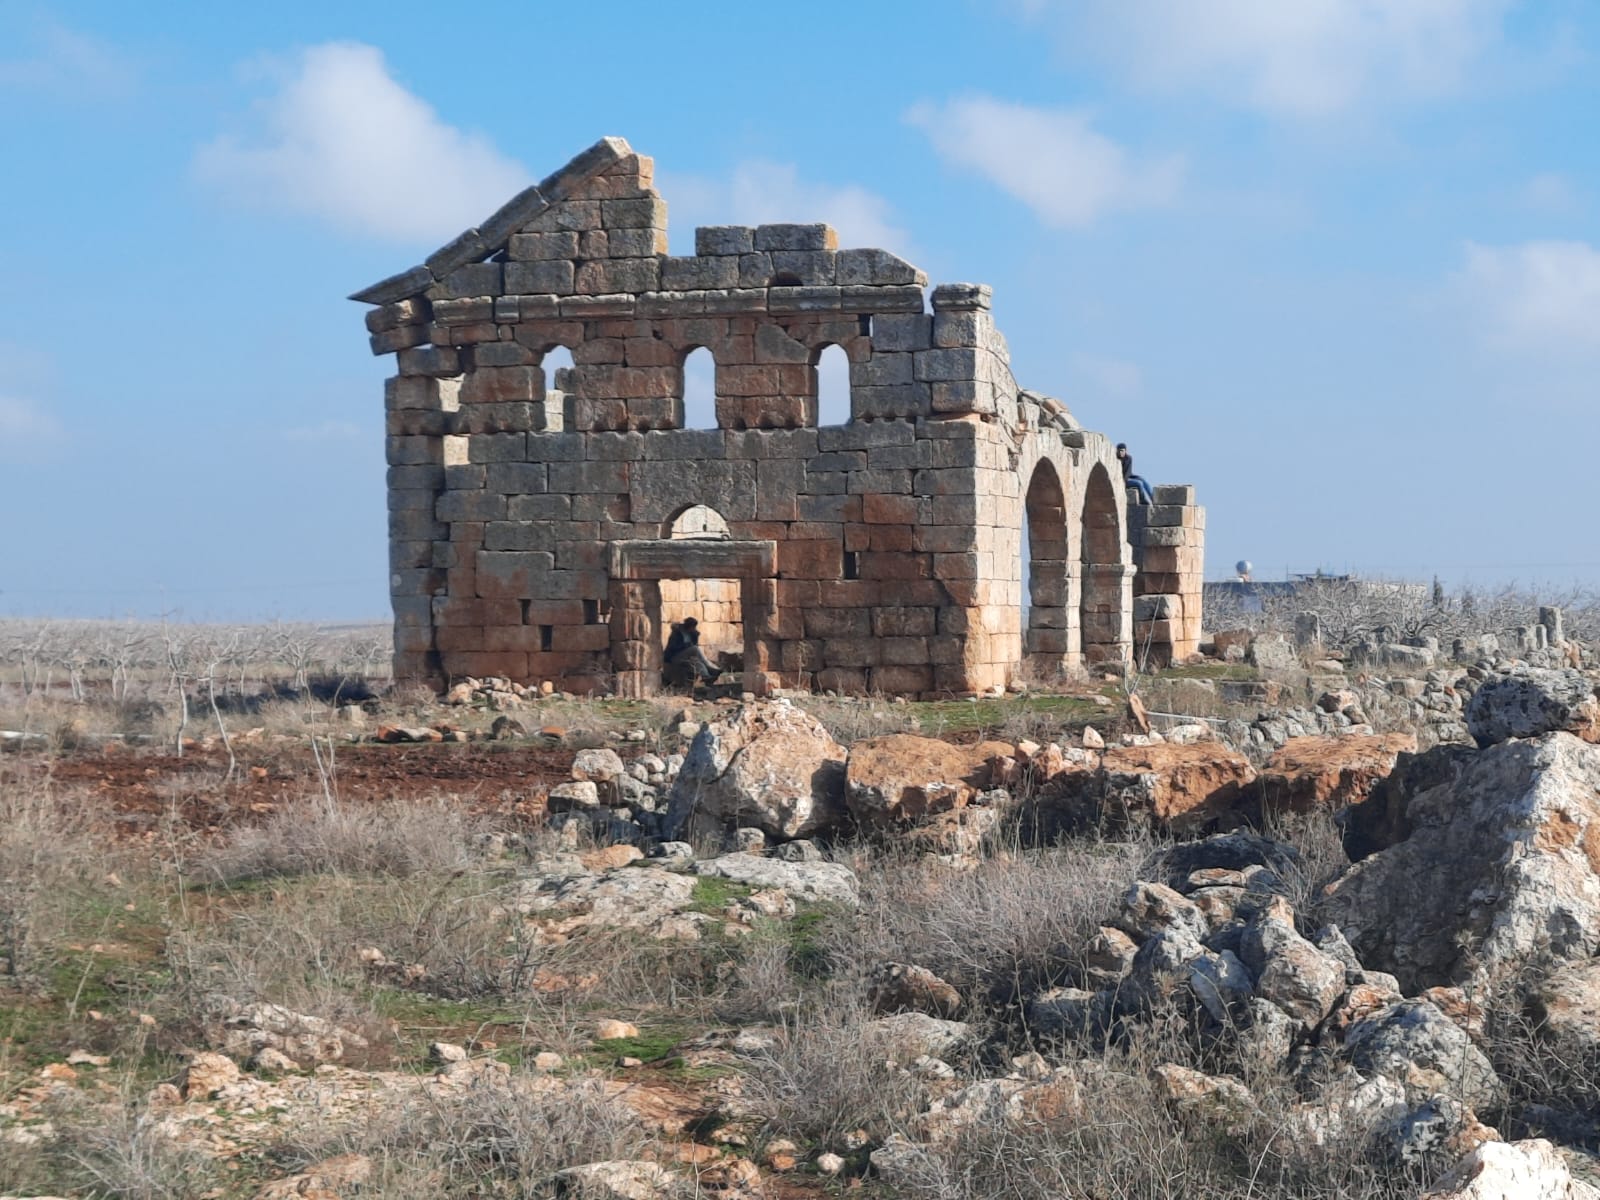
left=1079, top=461, right=1134, bottom=668
left=1022, top=457, right=1071, bottom=678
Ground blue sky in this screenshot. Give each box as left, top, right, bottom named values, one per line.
left=2, top=0, right=1597, bottom=620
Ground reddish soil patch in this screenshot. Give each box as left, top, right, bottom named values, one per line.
left=10, top=741, right=576, bottom=833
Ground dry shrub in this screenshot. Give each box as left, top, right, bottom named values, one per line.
left=13, top=1095, right=224, bottom=1200
left=162, top=866, right=549, bottom=1044
left=1260, top=808, right=1352, bottom=922
left=1480, top=971, right=1600, bottom=1137
left=739, top=997, right=933, bottom=1151
left=832, top=836, right=1149, bottom=1004
left=0, top=781, right=121, bottom=981
left=886, top=1072, right=1430, bottom=1200
left=274, top=1071, right=650, bottom=1196
left=197, top=794, right=489, bottom=882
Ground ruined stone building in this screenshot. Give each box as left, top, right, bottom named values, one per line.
left=353, top=138, right=1205, bottom=697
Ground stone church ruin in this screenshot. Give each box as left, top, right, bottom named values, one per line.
left=353, top=137, right=1206, bottom=697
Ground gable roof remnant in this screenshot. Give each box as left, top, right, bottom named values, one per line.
left=348, top=136, right=634, bottom=306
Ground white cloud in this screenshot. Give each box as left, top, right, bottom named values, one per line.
left=1520, top=172, right=1581, bottom=214
left=1038, top=0, right=1511, bottom=117
left=0, top=395, right=62, bottom=460
left=906, top=95, right=1182, bottom=228
left=1458, top=240, right=1600, bottom=354
left=659, top=161, right=913, bottom=256
left=194, top=42, right=529, bottom=242
left=0, top=20, right=136, bottom=98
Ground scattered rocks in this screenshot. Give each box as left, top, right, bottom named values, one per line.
left=179, top=1052, right=240, bottom=1101
left=869, top=962, right=963, bottom=1019
left=1423, top=1137, right=1600, bottom=1199
left=554, top=1160, right=678, bottom=1200
left=1343, top=999, right=1504, bottom=1111
left=691, top=852, right=859, bottom=908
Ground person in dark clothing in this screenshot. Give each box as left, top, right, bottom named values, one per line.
left=1116, top=442, right=1155, bottom=505
left=663, top=617, right=720, bottom=684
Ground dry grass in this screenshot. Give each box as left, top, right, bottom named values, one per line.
left=195, top=794, right=492, bottom=883
left=830, top=835, right=1150, bottom=1006
left=271, top=1072, right=654, bottom=1197
left=738, top=996, right=935, bottom=1151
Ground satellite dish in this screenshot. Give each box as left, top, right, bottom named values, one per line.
left=1236, top=560, right=1253, bottom=576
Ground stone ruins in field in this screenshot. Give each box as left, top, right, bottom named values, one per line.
left=353, top=137, right=1206, bottom=697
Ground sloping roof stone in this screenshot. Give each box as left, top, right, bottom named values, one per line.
left=349, top=136, right=633, bottom=305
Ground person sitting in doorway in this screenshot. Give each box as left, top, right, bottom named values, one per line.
left=1116, top=442, right=1155, bottom=505
left=663, top=617, right=720, bottom=687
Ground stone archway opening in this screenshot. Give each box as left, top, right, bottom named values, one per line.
left=1022, top=460, right=1070, bottom=679
left=659, top=505, right=743, bottom=661
left=1080, top=463, right=1131, bottom=668
left=608, top=538, right=777, bottom=699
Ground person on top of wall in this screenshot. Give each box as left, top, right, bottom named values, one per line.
left=664, top=617, right=720, bottom=685
left=1116, top=443, right=1156, bottom=505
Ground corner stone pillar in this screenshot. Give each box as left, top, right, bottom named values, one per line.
left=1081, top=562, right=1136, bottom=668
left=1128, top=484, right=1205, bottom=667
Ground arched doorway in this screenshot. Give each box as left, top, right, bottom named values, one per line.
left=1080, top=463, right=1132, bottom=668
left=1022, top=459, right=1070, bottom=678
left=660, top=505, right=743, bottom=659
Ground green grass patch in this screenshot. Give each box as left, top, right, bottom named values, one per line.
left=689, top=876, right=754, bottom=913
left=592, top=1030, right=681, bottom=1065
left=1150, top=662, right=1257, bottom=682
left=912, top=693, right=1106, bottom=738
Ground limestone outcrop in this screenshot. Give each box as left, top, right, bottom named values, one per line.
left=663, top=701, right=845, bottom=841
left=1321, top=732, right=1600, bottom=992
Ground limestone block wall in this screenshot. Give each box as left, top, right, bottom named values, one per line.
left=354, top=137, right=1201, bottom=697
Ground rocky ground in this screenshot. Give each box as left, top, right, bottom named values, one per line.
left=2, top=642, right=1599, bottom=1198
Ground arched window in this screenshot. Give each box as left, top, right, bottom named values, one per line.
left=681, top=346, right=717, bottom=430
left=815, top=343, right=851, bottom=427
left=669, top=504, right=730, bottom=539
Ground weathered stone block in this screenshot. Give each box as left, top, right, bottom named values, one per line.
left=431, top=262, right=502, bottom=301
left=754, top=223, right=837, bottom=251
left=505, top=260, right=575, bottom=295
left=661, top=256, right=740, bottom=291
left=466, top=432, right=527, bottom=463
left=475, top=551, right=555, bottom=597
left=930, top=282, right=992, bottom=311
left=695, top=225, right=755, bottom=256
left=600, top=197, right=668, bottom=229
left=461, top=366, right=542, bottom=405
left=435, top=490, right=506, bottom=522
left=398, top=346, right=461, bottom=377
left=508, top=231, right=579, bottom=260
left=368, top=324, right=428, bottom=355
left=485, top=462, right=548, bottom=493
left=835, top=248, right=924, bottom=286
left=841, top=285, right=924, bottom=313
left=769, top=286, right=842, bottom=313
left=575, top=257, right=660, bottom=294
left=386, top=376, right=461, bottom=412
